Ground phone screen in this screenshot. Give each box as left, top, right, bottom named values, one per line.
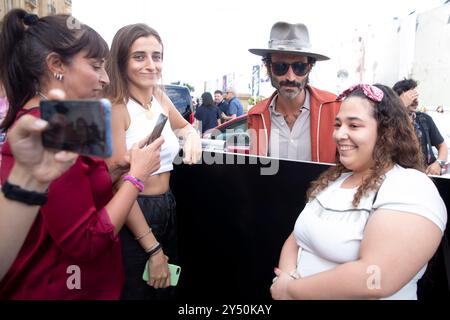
left=145, top=113, right=168, bottom=146
left=40, top=99, right=112, bottom=158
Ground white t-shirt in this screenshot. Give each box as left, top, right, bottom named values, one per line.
left=293, top=165, right=447, bottom=299
left=125, top=97, right=179, bottom=175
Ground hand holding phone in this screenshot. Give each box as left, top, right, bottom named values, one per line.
left=145, top=113, right=168, bottom=146
left=142, top=262, right=181, bottom=286
left=40, top=99, right=112, bottom=158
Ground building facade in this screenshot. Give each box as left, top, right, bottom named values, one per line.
left=1, top=0, right=72, bottom=20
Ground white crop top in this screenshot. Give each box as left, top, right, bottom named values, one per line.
left=125, top=97, right=179, bottom=175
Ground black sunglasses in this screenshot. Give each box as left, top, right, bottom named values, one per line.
left=271, top=61, right=311, bottom=77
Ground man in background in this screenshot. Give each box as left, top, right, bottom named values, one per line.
left=393, top=78, right=448, bottom=175
left=214, top=90, right=229, bottom=124
left=222, top=87, right=243, bottom=122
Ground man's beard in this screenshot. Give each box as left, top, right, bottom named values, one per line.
left=271, top=76, right=309, bottom=100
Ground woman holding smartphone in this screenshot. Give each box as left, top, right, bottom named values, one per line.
left=0, top=111, right=77, bottom=281
left=105, top=23, right=201, bottom=300
left=0, top=10, right=163, bottom=299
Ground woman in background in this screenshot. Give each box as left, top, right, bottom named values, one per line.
left=194, top=92, right=221, bottom=134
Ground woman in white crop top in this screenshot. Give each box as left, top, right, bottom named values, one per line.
left=105, top=24, right=201, bottom=300
left=271, top=84, right=447, bottom=300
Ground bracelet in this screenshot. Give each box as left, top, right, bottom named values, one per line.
left=436, top=159, right=446, bottom=168
left=145, top=242, right=162, bottom=257
left=122, top=174, right=144, bottom=192
left=1, top=180, right=48, bottom=206
left=134, top=228, right=152, bottom=241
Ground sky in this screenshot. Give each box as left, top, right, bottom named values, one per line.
left=72, top=0, right=444, bottom=95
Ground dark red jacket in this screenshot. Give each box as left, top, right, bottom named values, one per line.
left=247, top=86, right=340, bottom=163
left=0, top=108, right=124, bottom=299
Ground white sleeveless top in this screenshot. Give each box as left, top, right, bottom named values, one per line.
left=125, top=97, right=179, bottom=175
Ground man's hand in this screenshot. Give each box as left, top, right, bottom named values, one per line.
left=399, top=89, right=419, bottom=108
left=426, top=161, right=442, bottom=176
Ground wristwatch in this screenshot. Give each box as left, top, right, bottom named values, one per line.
left=436, top=159, right=447, bottom=168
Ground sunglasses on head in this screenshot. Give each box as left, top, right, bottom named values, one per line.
left=270, top=61, right=311, bottom=77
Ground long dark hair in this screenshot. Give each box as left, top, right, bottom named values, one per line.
left=105, top=23, right=163, bottom=105
left=307, top=84, right=425, bottom=207
left=200, top=92, right=215, bottom=108
left=0, top=9, right=109, bottom=130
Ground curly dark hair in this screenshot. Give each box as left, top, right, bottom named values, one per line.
left=392, top=78, right=418, bottom=96
left=306, top=84, right=425, bottom=207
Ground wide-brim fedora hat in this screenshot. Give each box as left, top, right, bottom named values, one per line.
left=249, top=21, right=329, bottom=61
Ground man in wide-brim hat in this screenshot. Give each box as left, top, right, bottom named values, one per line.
left=247, top=21, right=340, bottom=163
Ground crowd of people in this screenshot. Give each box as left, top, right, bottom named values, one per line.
left=0, top=10, right=447, bottom=300
left=192, top=87, right=244, bottom=134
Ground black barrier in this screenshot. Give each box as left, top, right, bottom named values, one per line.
left=171, top=152, right=450, bottom=301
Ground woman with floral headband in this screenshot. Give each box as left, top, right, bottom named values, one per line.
left=270, top=84, right=447, bottom=299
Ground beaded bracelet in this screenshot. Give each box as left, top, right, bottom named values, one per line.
left=122, top=174, right=144, bottom=192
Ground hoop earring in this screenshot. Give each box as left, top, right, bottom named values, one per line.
left=54, top=73, right=64, bottom=81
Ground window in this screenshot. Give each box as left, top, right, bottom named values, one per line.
left=5, top=0, right=13, bottom=10
left=215, top=118, right=249, bottom=146
left=26, top=0, right=37, bottom=8
left=48, top=3, right=56, bottom=15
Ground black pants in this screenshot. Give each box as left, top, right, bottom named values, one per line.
left=120, top=190, right=178, bottom=300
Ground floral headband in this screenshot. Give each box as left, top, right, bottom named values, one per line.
left=336, top=84, right=384, bottom=102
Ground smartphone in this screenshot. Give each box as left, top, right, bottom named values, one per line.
left=145, top=113, right=168, bottom=146
left=40, top=99, right=112, bottom=158
left=142, top=262, right=181, bottom=286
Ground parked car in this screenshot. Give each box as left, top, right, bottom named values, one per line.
left=202, top=114, right=249, bottom=154
left=165, top=84, right=194, bottom=124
